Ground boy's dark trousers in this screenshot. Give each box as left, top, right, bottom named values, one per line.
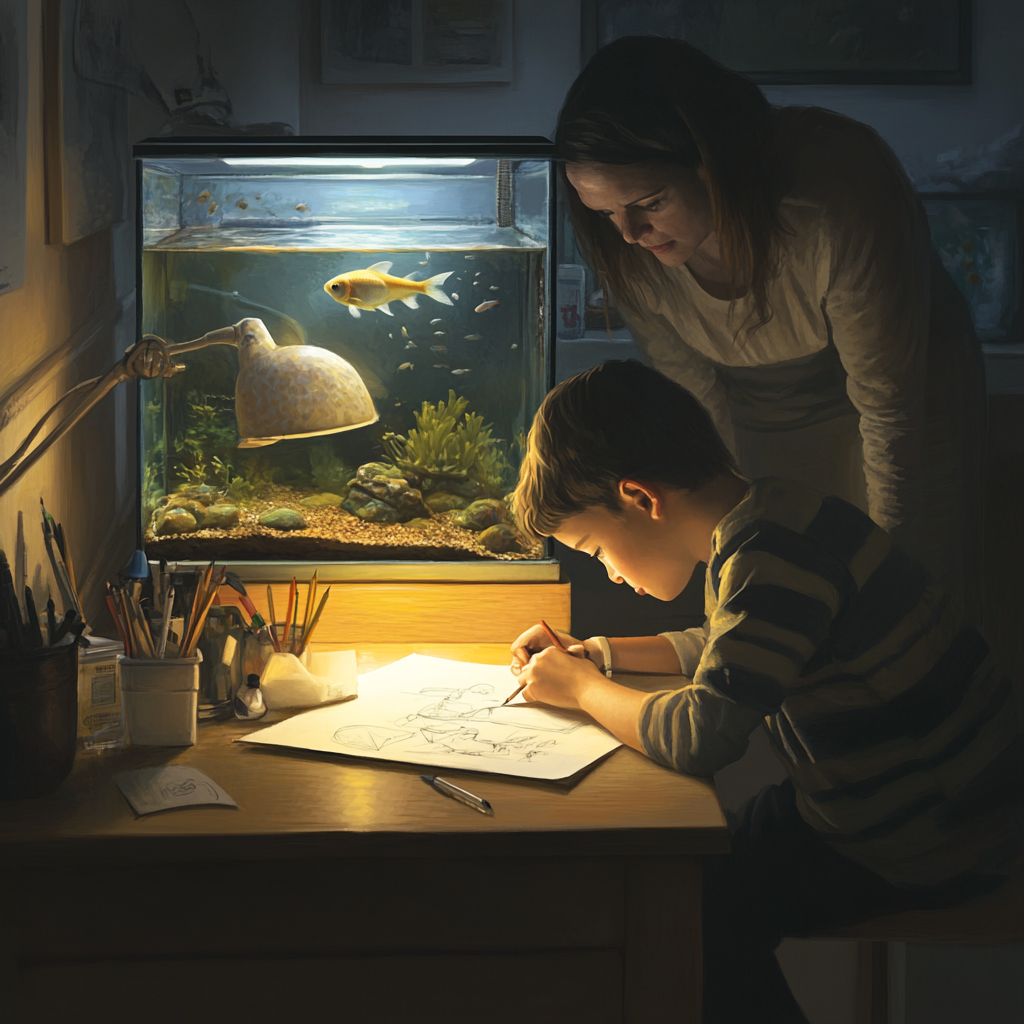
left=701, top=779, right=1003, bottom=1024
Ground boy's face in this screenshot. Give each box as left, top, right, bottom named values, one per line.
left=553, top=495, right=699, bottom=603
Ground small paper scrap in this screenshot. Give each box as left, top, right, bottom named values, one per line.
left=114, top=766, right=237, bottom=816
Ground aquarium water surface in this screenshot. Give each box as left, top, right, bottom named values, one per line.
left=136, top=147, right=552, bottom=564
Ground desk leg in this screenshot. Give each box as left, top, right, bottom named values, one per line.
left=624, top=855, right=702, bottom=1024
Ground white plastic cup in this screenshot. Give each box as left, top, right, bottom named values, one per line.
left=119, top=653, right=202, bottom=747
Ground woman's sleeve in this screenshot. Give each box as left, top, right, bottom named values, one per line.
left=620, top=307, right=737, bottom=456
left=822, top=156, right=932, bottom=545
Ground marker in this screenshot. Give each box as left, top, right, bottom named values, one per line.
left=421, top=775, right=493, bottom=815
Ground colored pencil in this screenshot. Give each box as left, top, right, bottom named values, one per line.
left=266, top=585, right=281, bottom=652
left=296, top=587, right=331, bottom=656
left=281, top=577, right=296, bottom=653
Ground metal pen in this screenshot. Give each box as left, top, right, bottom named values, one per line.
left=421, top=775, right=493, bottom=815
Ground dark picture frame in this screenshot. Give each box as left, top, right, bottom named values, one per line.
left=922, top=193, right=1022, bottom=345
left=583, top=0, right=972, bottom=85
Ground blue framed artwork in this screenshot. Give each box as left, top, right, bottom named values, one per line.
left=923, top=195, right=1021, bottom=344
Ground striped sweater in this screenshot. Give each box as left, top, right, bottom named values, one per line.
left=641, top=478, right=1023, bottom=888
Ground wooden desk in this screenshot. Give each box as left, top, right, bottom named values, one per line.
left=0, top=644, right=728, bottom=1024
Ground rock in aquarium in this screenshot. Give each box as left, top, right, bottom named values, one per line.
left=259, top=508, right=306, bottom=531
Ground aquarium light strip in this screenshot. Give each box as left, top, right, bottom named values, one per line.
left=221, top=158, right=478, bottom=169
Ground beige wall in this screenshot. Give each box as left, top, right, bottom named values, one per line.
left=0, top=1, right=136, bottom=632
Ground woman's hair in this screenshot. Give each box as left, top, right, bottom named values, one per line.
left=514, top=360, right=737, bottom=539
left=556, top=35, right=784, bottom=330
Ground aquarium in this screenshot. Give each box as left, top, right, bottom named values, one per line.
left=134, top=139, right=554, bottom=575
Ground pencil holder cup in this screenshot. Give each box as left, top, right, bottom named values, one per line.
left=0, top=641, right=79, bottom=799
left=120, top=653, right=201, bottom=747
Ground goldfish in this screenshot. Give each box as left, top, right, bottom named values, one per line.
left=452, top=369, right=471, bottom=375
left=295, top=204, right=310, bottom=212
left=475, top=300, right=499, bottom=313
left=324, top=261, right=453, bottom=319
left=398, top=362, right=414, bottom=371
left=464, top=334, right=482, bottom=341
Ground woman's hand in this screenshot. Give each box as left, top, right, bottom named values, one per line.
left=509, top=624, right=581, bottom=676
left=511, top=645, right=603, bottom=711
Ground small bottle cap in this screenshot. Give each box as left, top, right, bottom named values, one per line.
left=247, top=673, right=260, bottom=689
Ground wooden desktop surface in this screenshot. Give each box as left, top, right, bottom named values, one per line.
left=0, top=643, right=729, bottom=1024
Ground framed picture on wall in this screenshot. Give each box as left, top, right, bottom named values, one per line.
left=922, top=194, right=1021, bottom=345
left=583, top=0, right=972, bottom=85
left=321, top=0, right=514, bottom=85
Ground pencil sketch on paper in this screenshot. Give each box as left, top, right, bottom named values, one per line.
left=242, top=654, right=622, bottom=781
left=392, top=684, right=585, bottom=734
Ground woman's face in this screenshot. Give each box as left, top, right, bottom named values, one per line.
left=565, top=161, right=713, bottom=268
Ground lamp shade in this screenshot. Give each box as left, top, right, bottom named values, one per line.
left=232, top=319, right=378, bottom=448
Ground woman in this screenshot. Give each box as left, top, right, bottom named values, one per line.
left=556, top=36, right=986, bottom=623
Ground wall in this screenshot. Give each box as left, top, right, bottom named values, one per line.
left=0, top=1, right=136, bottom=632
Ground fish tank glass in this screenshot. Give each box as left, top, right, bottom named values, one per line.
left=134, top=139, right=554, bottom=576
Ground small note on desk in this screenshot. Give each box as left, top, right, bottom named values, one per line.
left=114, top=766, right=238, bottom=817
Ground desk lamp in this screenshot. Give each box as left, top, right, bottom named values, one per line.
left=0, top=318, right=379, bottom=497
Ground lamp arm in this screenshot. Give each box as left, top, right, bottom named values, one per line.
left=0, top=374, right=104, bottom=480
left=0, top=327, right=241, bottom=499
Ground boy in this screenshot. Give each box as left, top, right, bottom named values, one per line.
left=510, top=360, right=1022, bottom=1024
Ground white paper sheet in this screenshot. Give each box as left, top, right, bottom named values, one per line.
left=240, top=654, right=622, bottom=781
left=114, top=766, right=238, bottom=816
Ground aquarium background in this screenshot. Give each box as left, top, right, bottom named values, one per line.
left=137, top=147, right=552, bottom=565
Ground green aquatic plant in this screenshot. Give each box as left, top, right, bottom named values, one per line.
left=212, top=456, right=253, bottom=504
left=382, top=390, right=510, bottom=494
left=309, top=442, right=352, bottom=494
left=238, top=454, right=280, bottom=495
left=172, top=391, right=238, bottom=490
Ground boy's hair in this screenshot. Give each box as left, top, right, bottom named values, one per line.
left=515, top=360, right=737, bottom=539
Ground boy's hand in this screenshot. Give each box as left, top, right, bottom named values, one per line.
left=509, top=624, right=581, bottom=675
left=512, top=645, right=603, bottom=711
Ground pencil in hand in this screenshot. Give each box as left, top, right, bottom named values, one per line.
left=502, top=620, right=577, bottom=706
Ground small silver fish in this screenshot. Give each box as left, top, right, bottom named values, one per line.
left=473, top=281, right=480, bottom=286
left=475, top=300, right=500, bottom=313
left=430, top=318, right=443, bottom=325
left=452, top=292, right=459, bottom=301
left=511, top=343, right=518, bottom=349
left=418, top=260, right=430, bottom=265
left=401, top=327, right=410, bottom=339
left=395, top=401, right=402, bottom=406
left=489, top=286, right=499, bottom=291
left=452, top=368, right=471, bottom=375
left=464, top=334, right=482, bottom=341
left=388, top=332, right=393, bottom=339
left=398, top=362, right=414, bottom=371
left=474, top=272, right=481, bottom=277
left=433, top=363, right=448, bottom=369
left=405, top=340, right=417, bottom=349
left=433, top=331, right=445, bottom=336
left=465, top=255, right=475, bottom=260
left=430, top=345, right=447, bottom=353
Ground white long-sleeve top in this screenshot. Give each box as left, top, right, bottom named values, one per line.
left=624, top=107, right=981, bottom=556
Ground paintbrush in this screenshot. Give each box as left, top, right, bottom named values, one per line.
left=23, top=586, right=43, bottom=648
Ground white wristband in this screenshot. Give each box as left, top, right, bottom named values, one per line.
left=590, top=635, right=614, bottom=677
